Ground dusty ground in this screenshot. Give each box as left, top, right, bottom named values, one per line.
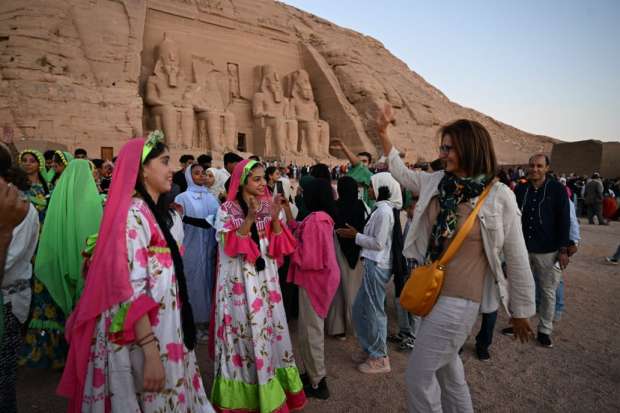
left=16, top=219, right=620, bottom=412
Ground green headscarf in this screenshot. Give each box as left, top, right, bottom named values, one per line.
left=35, top=159, right=103, bottom=316
left=347, top=163, right=374, bottom=208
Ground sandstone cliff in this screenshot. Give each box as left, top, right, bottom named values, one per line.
left=0, top=0, right=556, bottom=164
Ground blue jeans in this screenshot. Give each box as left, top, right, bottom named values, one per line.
left=555, top=276, right=564, bottom=316
left=353, top=259, right=392, bottom=358
left=395, top=258, right=420, bottom=338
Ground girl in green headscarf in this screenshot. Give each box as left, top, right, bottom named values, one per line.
left=19, top=159, right=103, bottom=369
left=19, top=149, right=50, bottom=222
left=49, top=150, right=73, bottom=188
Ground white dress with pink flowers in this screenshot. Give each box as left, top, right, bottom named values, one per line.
left=211, top=200, right=306, bottom=413
left=80, top=198, right=215, bottom=413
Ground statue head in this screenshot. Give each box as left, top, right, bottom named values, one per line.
left=155, top=33, right=181, bottom=87
left=259, top=65, right=283, bottom=103
left=291, top=69, right=313, bottom=101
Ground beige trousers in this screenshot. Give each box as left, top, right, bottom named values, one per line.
left=326, top=240, right=363, bottom=336
left=298, top=288, right=326, bottom=386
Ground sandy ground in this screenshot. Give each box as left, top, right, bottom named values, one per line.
left=16, top=219, right=620, bottom=412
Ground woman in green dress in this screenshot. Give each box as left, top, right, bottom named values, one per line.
left=19, top=149, right=50, bottom=222
left=19, top=159, right=103, bottom=369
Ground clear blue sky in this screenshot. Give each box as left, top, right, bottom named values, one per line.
left=282, top=0, right=620, bottom=142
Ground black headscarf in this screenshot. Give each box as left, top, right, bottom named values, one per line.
left=304, top=178, right=336, bottom=219
left=335, top=176, right=367, bottom=269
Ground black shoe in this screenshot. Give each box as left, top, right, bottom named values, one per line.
left=299, top=373, right=310, bottom=387
left=476, top=346, right=490, bottom=361
left=501, top=327, right=514, bottom=337
left=537, top=332, right=553, bottom=348
left=398, top=337, right=415, bottom=352
left=304, top=377, right=330, bottom=400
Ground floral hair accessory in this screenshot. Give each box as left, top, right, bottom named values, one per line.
left=142, top=130, right=165, bottom=163
left=19, top=149, right=46, bottom=174
left=55, top=150, right=72, bottom=166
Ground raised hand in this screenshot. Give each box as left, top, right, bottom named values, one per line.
left=271, top=195, right=284, bottom=220
left=376, top=103, right=395, bottom=135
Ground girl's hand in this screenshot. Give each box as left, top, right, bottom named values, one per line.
left=335, top=224, right=358, bottom=239
left=142, top=344, right=165, bottom=392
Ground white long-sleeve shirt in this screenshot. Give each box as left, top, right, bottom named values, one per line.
left=355, top=200, right=394, bottom=269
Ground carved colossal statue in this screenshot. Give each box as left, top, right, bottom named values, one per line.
left=252, top=65, right=297, bottom=157
left=144, top=34, right=194, bottom=148
left=288, top=69, right=330, bottom=158
left=191, top=59, right=236, bottom=151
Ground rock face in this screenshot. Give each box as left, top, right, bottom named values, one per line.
left=0, top=0, right=556, bottom=164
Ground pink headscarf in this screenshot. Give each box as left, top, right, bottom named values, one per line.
left=226, top=159, right=270, bottom=202
left=57, top=139, right=145, bottom=412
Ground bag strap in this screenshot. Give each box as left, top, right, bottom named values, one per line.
left=438, top=181, right=495, bottom=266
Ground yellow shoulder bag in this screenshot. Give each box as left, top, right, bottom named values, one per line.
left=399, top=183, right=494, bottom=316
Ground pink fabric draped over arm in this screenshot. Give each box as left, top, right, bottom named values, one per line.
left=287, top=212, right=340, bottom=318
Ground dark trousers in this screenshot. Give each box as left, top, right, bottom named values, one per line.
left=278, top=256, right=298, bottom=320
left=1, top=304, right=21, bottom=413
left=587, top=203, right=605, bottom=224
left=475, top=311, right=497, bottom=350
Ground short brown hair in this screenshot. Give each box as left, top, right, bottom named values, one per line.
left=439, top=119, right=497, bottom=177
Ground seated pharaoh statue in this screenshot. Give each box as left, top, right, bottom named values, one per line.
left=252, top=65, right=298, bottom=158
left=191, top=59, right=236, bottom=152
left=144, top=33, right=194, bottom=148
left=288, top=69, right=330, bottom=158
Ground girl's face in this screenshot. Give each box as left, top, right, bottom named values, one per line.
left=367, top=184, right=375, bottom=200
left=205, top=170, right=216, bottom=187
left=191, top=165, right=207, bottom=186
left=243, top=166, right=266, bottom=197
left=21, top=153, right=39, bottom=175
left=269, top=169, right=281, bottom=184
left=439, top=134, right=461, bottom=175
left=142, top=149, right=173, bottom=195
left=53, top=159, right=66, bottom=175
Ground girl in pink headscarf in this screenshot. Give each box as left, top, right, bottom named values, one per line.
left=57, top=135, right=214, bottom=412
left=210, top=159, right=306, bottom=413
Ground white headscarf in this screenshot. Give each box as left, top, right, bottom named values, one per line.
left=370, top=172, right=402, bottom=209
left=206, top=167, right=227, bottom=199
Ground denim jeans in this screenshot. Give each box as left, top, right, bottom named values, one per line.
left=353, top=259, right=392, bottom=358
left=555, top=276, right=564, bottom=316
left=612, top=244, right=620, bottom=261
left=395, top=258, right=420, bottom=338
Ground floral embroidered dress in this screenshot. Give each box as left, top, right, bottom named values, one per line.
left=19, top=182, right=68, bottom=369
left=80, top=198, right=214, bottom=412
left=211, top=199, right=306, bottom=413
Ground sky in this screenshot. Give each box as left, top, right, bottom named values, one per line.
left=281, top=0, right=620, bottom=142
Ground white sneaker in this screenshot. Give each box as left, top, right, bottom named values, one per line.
left=358, top=356, right=391, bottom=374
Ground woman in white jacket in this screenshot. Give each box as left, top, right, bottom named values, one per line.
left=376, top=105, right=536, bottom=413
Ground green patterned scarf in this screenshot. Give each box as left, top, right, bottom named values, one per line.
left=427, top=173, right=490, bottom=262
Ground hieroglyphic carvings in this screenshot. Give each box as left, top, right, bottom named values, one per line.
left=227, top=63, right=240, bottom=99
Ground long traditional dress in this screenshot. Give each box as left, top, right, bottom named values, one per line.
left=211, top=197, right=306, bottom=413
left=80, top=198, right=214, bottom=412
left=175, top=167, right=219, bottom=327
left=20, top=160, right=103, bottom=369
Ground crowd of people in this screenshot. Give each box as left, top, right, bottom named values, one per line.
left=1, top=106, right=619, bottom=413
